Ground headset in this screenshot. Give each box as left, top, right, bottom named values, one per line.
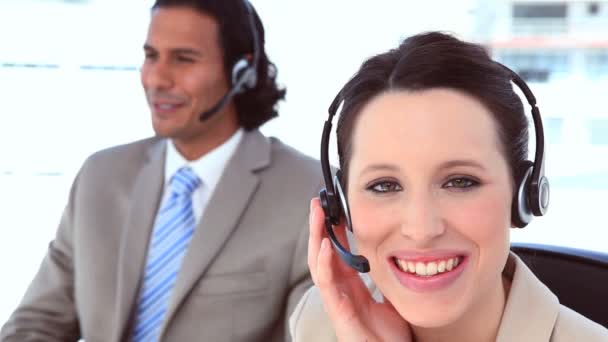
left=199, top=0, right=260, bottom=121
left=319, top=63, right=550, bottom=273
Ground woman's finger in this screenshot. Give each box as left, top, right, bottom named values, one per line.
left=316, top=238, right=383, bottom=341
left=309, top=197, right=367, bottom=291
left=308, top=198, right=325, bottom=283
left=320, top=222, right=377, bottom=320
left=316, top=238, right=355, bottom=319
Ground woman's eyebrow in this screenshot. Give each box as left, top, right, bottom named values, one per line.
left=359, top=164, right=400, bottom=176
left=438, top=159, right=487, bottom=171
left=358, top=159, right=486, bottom=177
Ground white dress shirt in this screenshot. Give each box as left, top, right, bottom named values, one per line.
left=161, top=128, right=244, bottom=224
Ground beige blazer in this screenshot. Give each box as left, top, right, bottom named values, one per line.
left=290, top=252, right=608, bottom=341
left=1, top=130, right=324, bottom=342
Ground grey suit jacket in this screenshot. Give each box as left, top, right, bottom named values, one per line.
left=290, top=252, right=608, bottom=341
left=1, top=130, right=324, bottom=342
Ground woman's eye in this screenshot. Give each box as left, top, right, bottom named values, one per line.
left=444, top=177, right=479, bottom=190
left=368, top=181, right=402, bottom=193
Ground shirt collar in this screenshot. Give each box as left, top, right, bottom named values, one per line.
left=164, top=128, right=244, bottom=195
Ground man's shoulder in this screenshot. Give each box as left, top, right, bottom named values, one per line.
left=77, top=136, right=163, bottom=179
left=82, top=136, right=162, bottom=167
left=266, top=136, right=320, bottom=176
left=236, top=132, right=324, bottom=202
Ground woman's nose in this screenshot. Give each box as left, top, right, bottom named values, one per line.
left=399, top=192, right=446, bottom=243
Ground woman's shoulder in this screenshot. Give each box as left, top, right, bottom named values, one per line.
left=289, top=286, right=337, bottom=342
left=507, top=252, right=608, bottom=340
left=551, top=304, right=608, bottom=341
left=498, top=253, right=608, bottom=341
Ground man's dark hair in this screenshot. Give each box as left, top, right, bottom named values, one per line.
left=152, top=0, right=286, bottom=130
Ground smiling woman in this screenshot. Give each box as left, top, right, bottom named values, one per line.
left=290, top=31, right=608, bottom=342
left=347, top=89, right=514, bottom=311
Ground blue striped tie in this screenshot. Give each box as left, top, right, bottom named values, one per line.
left=131, top=167, right=201, bottom=342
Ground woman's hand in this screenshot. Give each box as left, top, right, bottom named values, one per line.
left=308, top=198, right=412, bottom=342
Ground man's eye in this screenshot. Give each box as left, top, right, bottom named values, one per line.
left=368, top=181, right=402, bottom=193
left=444, top=177, right=479, bottom=190
left=176, top=56, right=195, bottom=63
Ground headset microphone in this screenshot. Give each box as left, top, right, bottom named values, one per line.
left=199, top=0, right=260, bottom=121
left=199, top=67, right=255, bottom=120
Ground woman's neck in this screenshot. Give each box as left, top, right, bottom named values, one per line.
left=412, top=275, right=511, bottom=342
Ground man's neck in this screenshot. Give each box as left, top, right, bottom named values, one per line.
left=172, top=125, right=240, bottom=161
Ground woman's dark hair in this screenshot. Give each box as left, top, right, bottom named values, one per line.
left=152, top=0, right=285, bottom=130
left=336, top=31, right=529, bottom=189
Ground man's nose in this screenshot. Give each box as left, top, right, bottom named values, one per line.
left=142, top=60, right=174, bottom=91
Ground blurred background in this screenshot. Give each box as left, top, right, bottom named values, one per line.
left=1, top=0, right=606, bottom=323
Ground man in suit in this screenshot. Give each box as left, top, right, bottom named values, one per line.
left=1, top=0, right=322, bottom=341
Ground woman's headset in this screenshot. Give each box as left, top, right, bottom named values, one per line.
left=319, top=63, right=550, bottom=273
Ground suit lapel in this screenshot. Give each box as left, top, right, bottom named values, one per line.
left=160, top=130, right=272, bottom=336
left=496, top=252, right=560, bottom=341
left=112, top=140, right=166, bottom=341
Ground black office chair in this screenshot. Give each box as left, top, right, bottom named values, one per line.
left=511, top=242, right=608, bottom=328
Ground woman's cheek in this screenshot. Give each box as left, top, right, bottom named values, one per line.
left=445, top=192, right=510, bottom=246
left=350, top=200, right=402, bottom=261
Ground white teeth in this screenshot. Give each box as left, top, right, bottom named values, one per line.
left=395, top=257, right=461, bottom=277
left=415, top=262, right=427, bottom=276
left=158, top=104, right=177, bottom=109
left=396, top=259, right=407, bottom=272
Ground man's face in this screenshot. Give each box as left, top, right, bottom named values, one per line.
left=141, top=6, right=233, bottom=142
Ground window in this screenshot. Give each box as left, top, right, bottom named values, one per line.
left=512, top=3, right=569, bottom=34
left=513, top=3, right=568, bottom=18
left=588, top=3, right=600, bottom=16
left=497, top=50, right=570, bottom=82
left=589, top=119, right=608, bottom=145
left=545, top=117, right=565, bottom=144
left=585, top=49, right=608, bottom=79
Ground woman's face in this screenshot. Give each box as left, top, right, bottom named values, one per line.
left=346, top=88, right=512, bottom=328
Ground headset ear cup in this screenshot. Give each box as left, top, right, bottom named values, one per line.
left=231, top=58, right=257, bottom=92
left=530, top=175, right=550, bottom=217
left=335, top=169, right=345, bottom=189
left=511, top=161, right=534, bottom=228
left=333, top=170, right=355, bottom=232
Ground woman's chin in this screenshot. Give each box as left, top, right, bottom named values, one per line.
left=392, top=301, right=464, bottom=329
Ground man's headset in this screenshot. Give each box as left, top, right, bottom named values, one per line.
left=319, top=63, right=550, bottom=273
left=199, top=0, right=260, bottom=121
